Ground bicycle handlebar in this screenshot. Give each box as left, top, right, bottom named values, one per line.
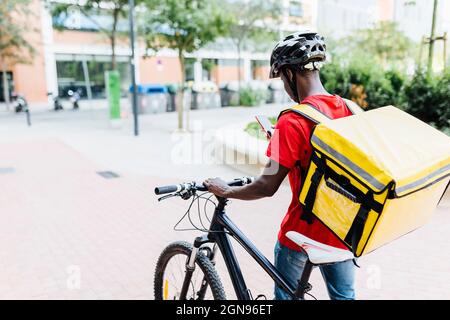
left=154, top=177, right=254, bottom=196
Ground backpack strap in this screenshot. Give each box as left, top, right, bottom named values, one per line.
left=343, top=98, right=365, bottom=115
left=279, top=103, right=332, bottom=124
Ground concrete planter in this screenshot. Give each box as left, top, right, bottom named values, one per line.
left=214, top=122, right=269, bottom=176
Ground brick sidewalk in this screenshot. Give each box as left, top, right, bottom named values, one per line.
left=0, top=139, right=449, bottom=299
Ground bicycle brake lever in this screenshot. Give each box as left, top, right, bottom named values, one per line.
left=158, top=193, right=179, bottom=202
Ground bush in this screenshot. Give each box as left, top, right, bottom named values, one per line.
left=321, top=61, right=405, bottom=109
left=364, top=76, right=397, bottom=109
left=320, top=61, right=351, bottom=97
left=239, top=87, right=268, bottom=107
left=402, top=70, right=450, bottom=130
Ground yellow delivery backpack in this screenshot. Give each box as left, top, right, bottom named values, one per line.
left=284, top=102, right=450, bottom=257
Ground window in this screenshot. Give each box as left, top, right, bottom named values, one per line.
left=0, top=72, right=13, bottom=102
left=184, top=58, right=196, bottom=82
left=251, top=60, right=269, bottom=80
left=289, top=1, right=304, bottom=17
left=218, top=59, right=244, bottom=67
left=52, top=5, right=128, bottom=32
left=56, top=55, right=130, bottom=99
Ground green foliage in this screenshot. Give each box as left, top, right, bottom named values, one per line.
left=239, top=87, right=268, bottom=107
left=50, top=0, right=137, bottom=32
left=142, top=0, right=231, bottom=129
left=321, top=21, right=423, bottom=112
left=0, top=0, right=35, bottom=106
left=364, top=76, right=397, bottom=109
left=248, top=28, right=280, bottom=53
left=142, top=0, right=231, bottom=56
left=0, top=0, right=35, bottom=65
left=321, top=60, right=406, bottom=109
left=245, top=117, right=276, bottom=140
left=224, top=0, right=282, bottom=51
left=50, top=0, right=144, bottom=70
left=342, top=21, right=414, bottom=69
left=321, top=60, right=449, bottom=130
left=201, top=59, right=216, bottom=73
left=402, top=70, right=450, bottom=130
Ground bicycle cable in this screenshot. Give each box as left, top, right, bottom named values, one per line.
left=173, top=192, right=231, bottom=235
left=305, top=292, right=317, bottom=300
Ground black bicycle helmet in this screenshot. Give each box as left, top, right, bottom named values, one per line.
left=269, top=31, right=326, bottom=102
left=269, top=30, right=327, bottom=79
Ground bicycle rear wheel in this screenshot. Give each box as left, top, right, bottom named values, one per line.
left=154, top=241, right=226, bottom=300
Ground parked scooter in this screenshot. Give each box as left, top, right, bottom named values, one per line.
left=11, top=92, right=31, bottom=126
left=11, top=92, right=29, bottom=113
left=68, top=89, right=81, bottom=110
left=48, top=92, right=63, bottom=111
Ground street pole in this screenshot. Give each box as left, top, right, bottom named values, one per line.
left=128, top=0, right=139, bottom=136
left=427, top=0, right=438, bottom=78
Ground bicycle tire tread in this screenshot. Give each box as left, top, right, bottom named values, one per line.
left=154, top=241, right=226, bottom=300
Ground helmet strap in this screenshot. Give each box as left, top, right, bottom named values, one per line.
left=283, top=67, right=299, bottom=103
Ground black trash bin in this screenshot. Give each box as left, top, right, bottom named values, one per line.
left=219, top=82, right=239, bottom=107
left=166, top=84, right=178, bottom=112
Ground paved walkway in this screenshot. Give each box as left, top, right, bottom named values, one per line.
left=0, top=106, right=449, bottom=299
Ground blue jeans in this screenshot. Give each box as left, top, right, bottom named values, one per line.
left=274, top=241, right=356, bottom=300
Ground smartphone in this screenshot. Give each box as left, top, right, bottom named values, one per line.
left=255, top=115, right=274, bottom=139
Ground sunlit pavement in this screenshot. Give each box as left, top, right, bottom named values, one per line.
left=0, top=106, right=449, bottom=299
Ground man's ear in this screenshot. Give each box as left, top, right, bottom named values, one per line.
left=285, top=68, right=294, bottom=82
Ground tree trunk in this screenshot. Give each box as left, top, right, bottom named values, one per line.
left=237, top=40, right=242, bottom=105
left=177, top=50, right=185, bottom=130
left=1, top=62, right=10, bottom=110
left=427, top=0, right=438, bottom=78
left=111, top=8, right=119, bottom=70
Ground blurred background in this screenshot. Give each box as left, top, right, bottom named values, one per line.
left=0, top=0, right=449, bottom=131
left=0, top=0, right=449, bottom=300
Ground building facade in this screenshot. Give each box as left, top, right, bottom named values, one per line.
left=2, top=0, right=448, bottom=104
left=1, top=0, right=318, bottom=103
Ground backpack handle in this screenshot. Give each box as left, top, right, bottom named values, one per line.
left=279, top=99, right=364, bottom=125
left=280, top=103, right=332, bottom=124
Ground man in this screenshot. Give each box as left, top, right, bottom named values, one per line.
left=204, top=31, right=356, bottom=300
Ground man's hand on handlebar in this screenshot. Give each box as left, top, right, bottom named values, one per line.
left=204, top=159, right=290, bottom=201
left=203, top=177, right=232, bottom=198
left=155, top=177, right=255, bottom=202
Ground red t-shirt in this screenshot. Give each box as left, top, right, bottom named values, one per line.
left=266, top=94, right=353, bottom=251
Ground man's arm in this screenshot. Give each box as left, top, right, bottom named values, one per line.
left=203, top=159, right=290, bottom=200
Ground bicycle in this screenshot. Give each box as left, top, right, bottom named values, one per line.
left=154, top=177, right=355, bottom=300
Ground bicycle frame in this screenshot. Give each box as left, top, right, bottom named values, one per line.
left=184, top=197, right=313, bottom=300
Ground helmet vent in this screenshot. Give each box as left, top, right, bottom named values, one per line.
left=269, top=31, right=326, bottom=79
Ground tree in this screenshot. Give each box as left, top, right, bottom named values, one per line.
left=0, top=0, right=35, bottom=110
left=142, top=0, right=231, bottom=130
left=224, top=0, right=282, bottom=99
left=342, top=21, right=414, bottom=69
left=52, top=0, right=142, bottom=70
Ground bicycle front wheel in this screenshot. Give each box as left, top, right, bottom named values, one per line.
left=154, top=241, right=226, bottom=300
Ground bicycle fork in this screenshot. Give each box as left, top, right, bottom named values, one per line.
left=179, top=235, right=214, bottom=300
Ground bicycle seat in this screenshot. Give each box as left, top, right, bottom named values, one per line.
left=285, top=231, right=354, bottom=265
